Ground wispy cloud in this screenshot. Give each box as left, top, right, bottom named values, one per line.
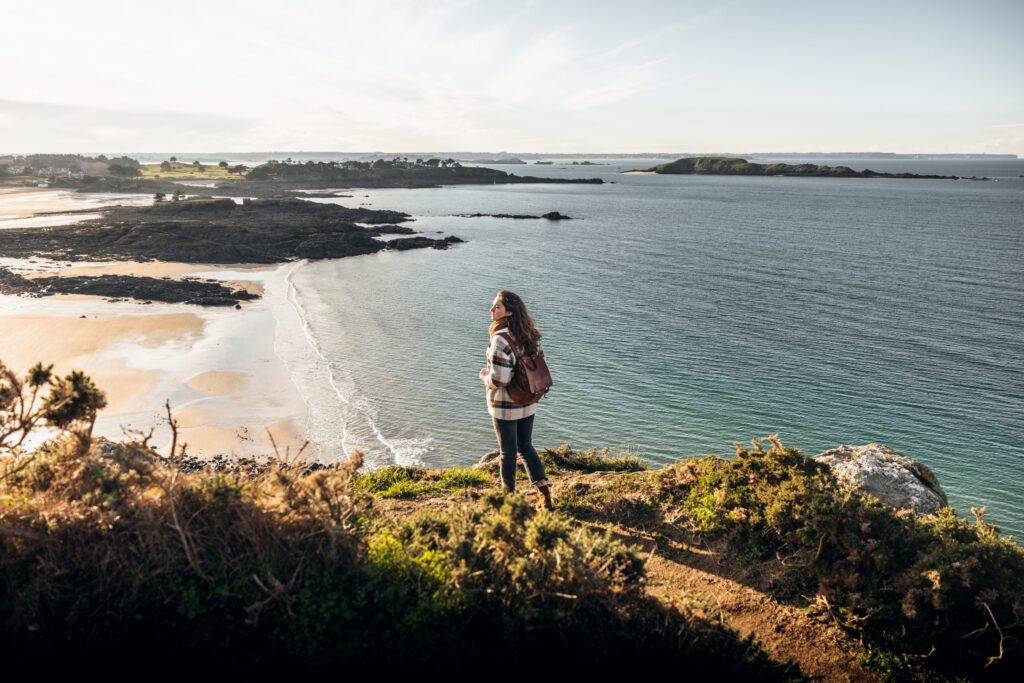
left=0, top=1, right=1020, bottom=152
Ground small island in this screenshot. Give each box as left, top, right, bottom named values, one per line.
left=629, top=156, right=982, bottom=180
left=456, top=211, right=572, bottom=220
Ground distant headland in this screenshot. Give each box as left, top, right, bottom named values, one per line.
left=627, top=156, right=988, bottom=180
left=0, top=154, right=603, bottom=197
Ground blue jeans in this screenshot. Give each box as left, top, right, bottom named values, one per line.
left=492, top=414, right=548, bottom=492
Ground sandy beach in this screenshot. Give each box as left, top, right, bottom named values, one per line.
left=0, top=188, right=310, bottom=459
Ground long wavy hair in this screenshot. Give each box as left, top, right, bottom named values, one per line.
left=493, top=289, right=543, bottom=355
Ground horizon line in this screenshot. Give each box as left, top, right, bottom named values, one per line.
left=2, top=150, right=1019, bottom=159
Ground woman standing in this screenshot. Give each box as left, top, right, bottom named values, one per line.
left=478, top=290, right=554, bottom=511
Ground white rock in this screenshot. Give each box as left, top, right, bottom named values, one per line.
left=813, top=443, right=948, bottom=515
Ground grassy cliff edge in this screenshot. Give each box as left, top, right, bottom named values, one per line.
left=2, top=363, right=1021, bottom=678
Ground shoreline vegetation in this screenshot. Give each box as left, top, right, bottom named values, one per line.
left=1, top=368, right=1021, bottom=677
left=1, top=154, right=604, bottom=198
left=631, top=156, right=990, bottom=180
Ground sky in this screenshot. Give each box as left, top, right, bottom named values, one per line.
left=2, top=0, right=1023, bottom=154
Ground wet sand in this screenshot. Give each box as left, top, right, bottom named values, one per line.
left=185, top=370, right=250, bottom=395
left=0, top=287, right=309, bottom=458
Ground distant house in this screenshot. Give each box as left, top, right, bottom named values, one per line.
left=6, top=165, right=26, bottom=175
left=36, top=166, right=78, bottom=177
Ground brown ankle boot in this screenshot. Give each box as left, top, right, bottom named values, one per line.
left=536, top=484, right=554, bottom=511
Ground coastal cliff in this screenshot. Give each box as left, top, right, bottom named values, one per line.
left=1, top=368, right=1020, bottom=679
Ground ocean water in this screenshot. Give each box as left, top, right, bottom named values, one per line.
left=283, top=158, right=1024, bottom=537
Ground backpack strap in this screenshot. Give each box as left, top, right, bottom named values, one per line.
left=497, top=331, right=523, bottom=359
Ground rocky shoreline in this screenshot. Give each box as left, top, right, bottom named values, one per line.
left=0, top=268, right=259, bottom=306
left=0, top=196, right=463, bottom=305
left=0, top=197, right=457, bottom=263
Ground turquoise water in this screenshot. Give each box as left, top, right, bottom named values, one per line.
left=287, top=159, right=1024, bottom=537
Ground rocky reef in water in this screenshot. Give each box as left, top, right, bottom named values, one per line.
left=456, top=211, right=572, bottom=220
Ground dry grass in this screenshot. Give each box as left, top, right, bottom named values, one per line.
left=6, top=358, right=1021, bottom=677
left=1, top=361, right=792, bottom=673
left=140, top=162, right=246, bottom=180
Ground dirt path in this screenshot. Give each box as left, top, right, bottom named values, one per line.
left=617, top=529, right=875, bottom=681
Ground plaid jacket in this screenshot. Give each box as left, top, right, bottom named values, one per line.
left=482, top=326, right=538, bottom=421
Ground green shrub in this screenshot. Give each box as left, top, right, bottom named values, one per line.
left=436, top=467, right=490, bottom=488
left=354, top=464, right=490, bottom=498
left=656, top=436, right=1024, bottom=677
left=354, top=464, right=422, bottom=492
left=2, top=415, right=788, bottom=674
left=358, top=492, right=792, bottom=672
left=474, top=444, right=647, bottom=478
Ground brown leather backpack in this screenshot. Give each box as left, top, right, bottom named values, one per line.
left=498, top=332, right=553, bottom=405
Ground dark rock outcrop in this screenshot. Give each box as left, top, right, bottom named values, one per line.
left=0, top=268, right=257, bottom=306
left=0, top=197, right=462, bottom=264
left=0, top=267, right=35, bottom=295
left=383, top=235, right=464, bottom=251
left=457, top=211, right=573, bottom=220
